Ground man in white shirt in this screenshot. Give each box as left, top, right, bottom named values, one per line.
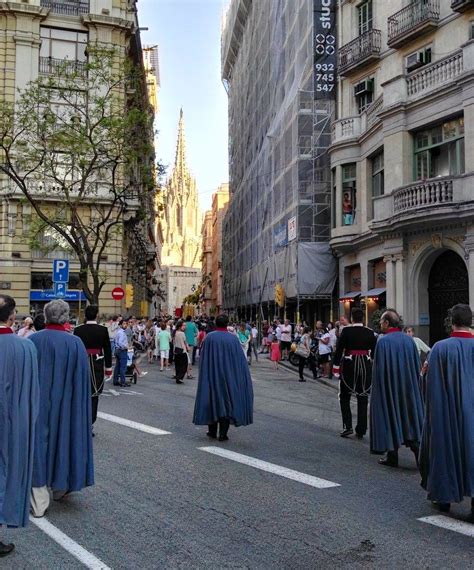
left=248, top=323, right=259, bottom=363
left=280, top=319, right=292, bottom=360
left=316, top=321, right=332, bottom=377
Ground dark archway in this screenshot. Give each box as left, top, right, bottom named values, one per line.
left=428, top=250, right=469, bottom=345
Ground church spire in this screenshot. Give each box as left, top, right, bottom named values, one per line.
left=174, top=108, right=188, bottom=174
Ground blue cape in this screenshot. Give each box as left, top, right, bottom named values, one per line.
left=0, top=334, right=39, bottom=527
left=420, top=336, right=474, bottom=503
left=370, top=332, right=424, bottom=453
left=193, top=331, right=253, bottom=426
left=30, top=329, right=94, bottom=491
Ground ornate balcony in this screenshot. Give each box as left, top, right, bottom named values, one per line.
left=338, top=29, right=382, bottom=75
left=406, top=50, right=463, bottom=97
left=388, top=0, right=440, bottom=49
left=331, top=96, right=383, bottom=146
left=451, top=0, right=474, bottom=12
left=393, top=178, right=453, bottom=213
left=39, top=56, right=87, bottom=77
left=40, top=0, right=89, bottom=16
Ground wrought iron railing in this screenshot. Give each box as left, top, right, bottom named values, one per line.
left=338, top=29, right=382, bottom=74
left=39, top=56, right=87, bottom=76
left=388, top=0, right=440, bottom=45
left=40, top=0, right=89, bottom=16
left=393, top=178, right=453, bottom=213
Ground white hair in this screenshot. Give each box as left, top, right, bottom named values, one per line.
left=44, top=300, right=70, bottom=325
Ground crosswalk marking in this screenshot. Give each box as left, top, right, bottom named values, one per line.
left=97, top=412, right=171, bottom=435
left=418, top=515, right=474, bottom=538
left=31, top=516, right=111, bottom=569
left=199, top=446, right=340, bottom=489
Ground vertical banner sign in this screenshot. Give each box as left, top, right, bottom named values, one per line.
left=313, top=0, right=337, bottom=97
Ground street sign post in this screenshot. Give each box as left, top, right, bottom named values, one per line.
left=112, top=287, right=125, bottom=301
left=53, top=259, right=69, bottom=283
left=54, top=282, right=67, bottom=299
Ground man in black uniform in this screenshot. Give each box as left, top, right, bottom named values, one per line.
left=74, top=305, right=112, bottom=428
left=332, top=307, right=377, bottom=439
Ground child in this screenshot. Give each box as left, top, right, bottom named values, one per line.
left=270, top=339, right=281, bottom=370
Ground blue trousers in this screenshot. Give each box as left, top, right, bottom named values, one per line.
left=113, top=349, right=128, bottom=386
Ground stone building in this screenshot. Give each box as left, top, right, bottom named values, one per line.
left=331, top=0, right=473, bottom=343
left=159, top=109, right=202, bottom=315
left=0, top=0, right=157, bottom=318
left=201, top=210, right=213, bottom=315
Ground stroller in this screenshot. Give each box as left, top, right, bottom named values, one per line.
left=125, top=347, right=138, bottom=385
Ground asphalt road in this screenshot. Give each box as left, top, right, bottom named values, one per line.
left=2, top=356, right=473, bottom=569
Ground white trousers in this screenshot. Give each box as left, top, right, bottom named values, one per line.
left=31, top=487, right=69, bottom=517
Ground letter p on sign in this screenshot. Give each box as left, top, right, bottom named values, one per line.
left=53, top=259, right=70, bottom=283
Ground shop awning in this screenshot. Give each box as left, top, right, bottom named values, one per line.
left=339, top=291, right=361, bottom=301
left=359, top=288, right=386, bottom=298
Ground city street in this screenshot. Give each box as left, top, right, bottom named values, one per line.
left=3, top=358, right=473, bottom=569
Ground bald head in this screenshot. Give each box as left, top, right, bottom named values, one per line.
left=380, top=308, right=401, bottom=332
left=0, top=295, right=16, bottom=325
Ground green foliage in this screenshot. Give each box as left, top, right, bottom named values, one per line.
left=0, top=44, right=164, bottom=303
left=371, top=308, right=386, bottom=332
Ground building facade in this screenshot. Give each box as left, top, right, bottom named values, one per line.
left=331, top=0, right=474, bottom=343
left=0, top=0, right=157, bottom=318
left=159, top=109, right=202, bottom=315
left=201, top=210, right=213, bottom=314
left=221, top=0, right=337, bottom=324
left=211, top=183, right=230, bottom=314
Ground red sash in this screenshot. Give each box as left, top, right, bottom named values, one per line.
left=450, top=331, right=473, bottom=338
left=45, top=324, right=66, bottom=331
left=0, top=327, right=13, bottom=335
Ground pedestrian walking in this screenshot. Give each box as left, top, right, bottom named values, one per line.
left=237, top=323, right=250, bottom=361
left=296, top=326, right=315, bottom=382
left=185, top=315, right=199, bottom=368
left=17, top=316, right=34, bottom=338
left=280, top=319, right=292, bottom=360
left=403, top=326, right=431, bottom=358
left=29, top=300, right=94, bottom=518
left=332, top=307, right=377, bottom=439
left=248, top=322, right=259, bottom=363
left=74, top=305, right=113, bottom=429
left=0, top=295, right=39, bottom=557
left=113, top=319, right=130, bottom=387
left=193, top=314, right=253, bottom=441
left=419, top=304, right=474, bottom=518
left=144, top=319, right=156, bottom=364
left=370, top=309, right=424, bottom=468
left=270, top=338, right=281, bottom=370
left=174, top=320, right=189, bottom=384
left=157, top=321, right=171, bottom=371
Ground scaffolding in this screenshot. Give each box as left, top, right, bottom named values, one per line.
left=221, top=0, right=336, bottom=318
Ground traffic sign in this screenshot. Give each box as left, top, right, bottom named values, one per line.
left=54, top=282, right=67, bottom=299
left=112, top=287, right=125, bottom=301
left=53, top=259, right=69, bottom=283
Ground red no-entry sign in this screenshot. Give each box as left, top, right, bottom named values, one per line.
left=112, top=287, right=125, bottom=301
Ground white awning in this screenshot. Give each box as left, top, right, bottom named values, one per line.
left=359, top=288, right=386, bottom=298
left=339, top=291, right=361, bottom=301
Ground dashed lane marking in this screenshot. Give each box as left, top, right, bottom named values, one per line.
left=30, top=516, right=111, bottom=569
left=199, top=446, right=340, bottom=489
left=97, top=412, right=172, bottom=435
left=418, top=515, right=474, bottom=538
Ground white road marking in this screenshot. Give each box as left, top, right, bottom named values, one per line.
left=30, top=516, right=111, bottom=569
left=418, top=515, right=474, bottom=538
left=97, top=412, right=171, bottom=435
left=199, top=447, right=340, bottom=489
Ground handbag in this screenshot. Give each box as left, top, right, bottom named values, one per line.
left=295, top=338, right=310, bottom=358
left=174, top=347, right=184, bottom=355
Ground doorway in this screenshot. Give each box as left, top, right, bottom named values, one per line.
left=428, top=250, right=469, bottom=345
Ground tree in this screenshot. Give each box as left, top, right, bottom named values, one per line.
left=0, top=45, right=162, bottom=304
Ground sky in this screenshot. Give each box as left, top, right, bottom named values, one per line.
left=137, top=0, right=230, bottom=211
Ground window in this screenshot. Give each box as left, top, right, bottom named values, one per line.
left=414, top=117, right=465, bottom=180
left=358, top=0, right=373, bottom=35
left=331, top=168, right=336, bottom=229
left=406, top=46, right=432, bottom=73
left=354, top=78, right=374, bottom=114
left=40, top=28, right=88, bottom=62
left=342, top=163, right=356, bottom=226
left=371, top=151, right=384, bottom=198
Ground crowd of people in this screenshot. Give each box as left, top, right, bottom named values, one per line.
left=0, top=293, right=472, bottom=558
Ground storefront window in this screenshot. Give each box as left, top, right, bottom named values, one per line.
left=414, top=117, right=465, bottom=180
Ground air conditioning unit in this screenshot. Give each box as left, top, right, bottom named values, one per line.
left=406, top=52, right=424, bottom=72
left=354, top=79, right=373, bottom=97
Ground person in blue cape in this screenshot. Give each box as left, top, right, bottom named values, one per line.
left=29, top=299, right=94, bottom=518
left=370, top=309, right=424, bottom=467
left=420, top=304, right=474, bottom=518
left=0, top=295, right=39, bottom=557
left=193, top=314, right=253, bottom=441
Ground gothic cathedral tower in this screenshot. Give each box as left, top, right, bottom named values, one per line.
left=161, top=109, right=202, bottom=269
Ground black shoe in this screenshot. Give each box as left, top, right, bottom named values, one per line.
left=0, top=542, right=15, bottom=557
left=355, top=433, right=364, bottom=440
left=299, top=378, right=306, bottom=382
left=218, top=435, right=229, bottom=442
left=113, top=382, right=120, bottom=386
left=176, top=379, right=184, bottom=384
left=340, top=428, right=353, bottom=438
left=431, top=501, right=450, bottom=513
left=379, top=456, right=399, bottom=468
left=206, top=431, right=217, bottom=439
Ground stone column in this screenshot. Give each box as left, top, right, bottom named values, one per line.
left=383, top=255, right=395, bottom=308
left=394, top=252, right=407, bottom=319
left=465, top=230, right=474, bottom=309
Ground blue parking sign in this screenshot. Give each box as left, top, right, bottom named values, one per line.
left=53, top=259, right=69, bottom=283
left=54, top=282, right=67, bottom=298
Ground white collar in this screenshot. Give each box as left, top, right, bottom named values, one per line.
left=86, top=321, right=97, bottom=324
left=352, top=323, right=364, bottom=327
